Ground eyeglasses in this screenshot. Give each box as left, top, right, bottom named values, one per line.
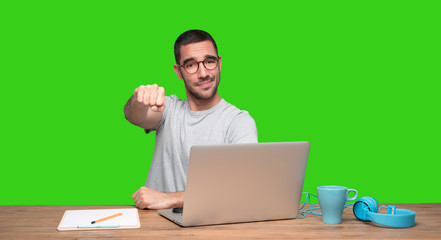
left=178, top=57, right=220, bottom=74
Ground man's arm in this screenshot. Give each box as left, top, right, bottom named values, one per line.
left=132, top=186, right=184, bottom=209
left=227, top=112, right=258, bottom=144
left=124, top=84, right=165, bottom=130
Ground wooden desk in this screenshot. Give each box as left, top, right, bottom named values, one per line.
left=1, top=204, right=440, bottom=239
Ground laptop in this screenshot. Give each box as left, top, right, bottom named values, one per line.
left=158, top=141, right=310, bottom=227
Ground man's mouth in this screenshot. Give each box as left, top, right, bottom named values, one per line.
left=196, top=78, right=214, bottom=88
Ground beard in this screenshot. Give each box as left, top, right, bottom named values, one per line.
left=183, top=74, right=220, bottom=101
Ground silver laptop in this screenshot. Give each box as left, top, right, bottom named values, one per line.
left=158, top=141, right=310, bottom=227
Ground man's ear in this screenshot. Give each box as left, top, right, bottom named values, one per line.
left=218, top=56, right=222, bottom=72
left=173, top=64, right=183, bottom=80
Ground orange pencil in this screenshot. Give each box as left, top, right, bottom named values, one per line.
left=91, top=212, right=122, bottom=224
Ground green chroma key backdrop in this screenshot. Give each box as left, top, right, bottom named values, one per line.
left=1, top=1, right=440, bottom=205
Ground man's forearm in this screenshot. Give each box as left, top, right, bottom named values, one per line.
left=124, top=95, right=149, bottom=125
left=168, top=191, right=185, bottom=208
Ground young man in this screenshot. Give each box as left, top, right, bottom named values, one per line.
left=124, top=30, right=258, bottom=210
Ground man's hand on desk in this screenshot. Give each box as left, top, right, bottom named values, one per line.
left=132, top=186, right=184, bottom=210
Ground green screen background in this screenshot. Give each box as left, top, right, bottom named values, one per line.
left=1, top=1, right=439, bottom=205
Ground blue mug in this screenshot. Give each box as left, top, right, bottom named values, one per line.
left=317, top=186, right=358, bottom=224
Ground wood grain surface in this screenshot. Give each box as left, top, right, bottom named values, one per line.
left=0, top=204, right=440, bottom=239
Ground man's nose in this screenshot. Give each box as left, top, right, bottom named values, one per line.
left=197, top=61, right=209, bottom=78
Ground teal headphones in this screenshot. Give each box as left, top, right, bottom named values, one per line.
left=352, top=197, right=416, bottom=228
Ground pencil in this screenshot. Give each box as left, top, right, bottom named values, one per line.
left=91, top=212, right=123, bottom=224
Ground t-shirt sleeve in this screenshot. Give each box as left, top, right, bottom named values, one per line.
left=226, top=111, right=258, bottom=143
left=144, top=96, right=174, bottom=134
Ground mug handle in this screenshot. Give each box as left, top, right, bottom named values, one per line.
left=347, top=189, right=358, bottom=201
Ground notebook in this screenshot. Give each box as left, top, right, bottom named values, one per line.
left=57, top=208, right=140, bottom=231
left=158, top=141, right=310, bottom=227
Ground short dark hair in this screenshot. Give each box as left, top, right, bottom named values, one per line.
left=174, top=30, right=218, bottom=65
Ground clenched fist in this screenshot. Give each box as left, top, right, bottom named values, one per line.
left=132, top=186, right=184, bottom=210
left=133, top=84, right=165, bottom=112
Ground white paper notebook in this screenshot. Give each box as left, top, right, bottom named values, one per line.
left=57, top=208, right=140, bottom=231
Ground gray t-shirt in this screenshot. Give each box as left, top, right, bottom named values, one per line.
left=145, top=95, right=258, bottom=193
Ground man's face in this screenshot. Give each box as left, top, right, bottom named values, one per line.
left=174, top=41, right=222, bottom=101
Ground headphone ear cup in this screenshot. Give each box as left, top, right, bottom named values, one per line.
left=365, top=197, right=380, bottom=213
left=353, top=197, right=379, bottom=221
